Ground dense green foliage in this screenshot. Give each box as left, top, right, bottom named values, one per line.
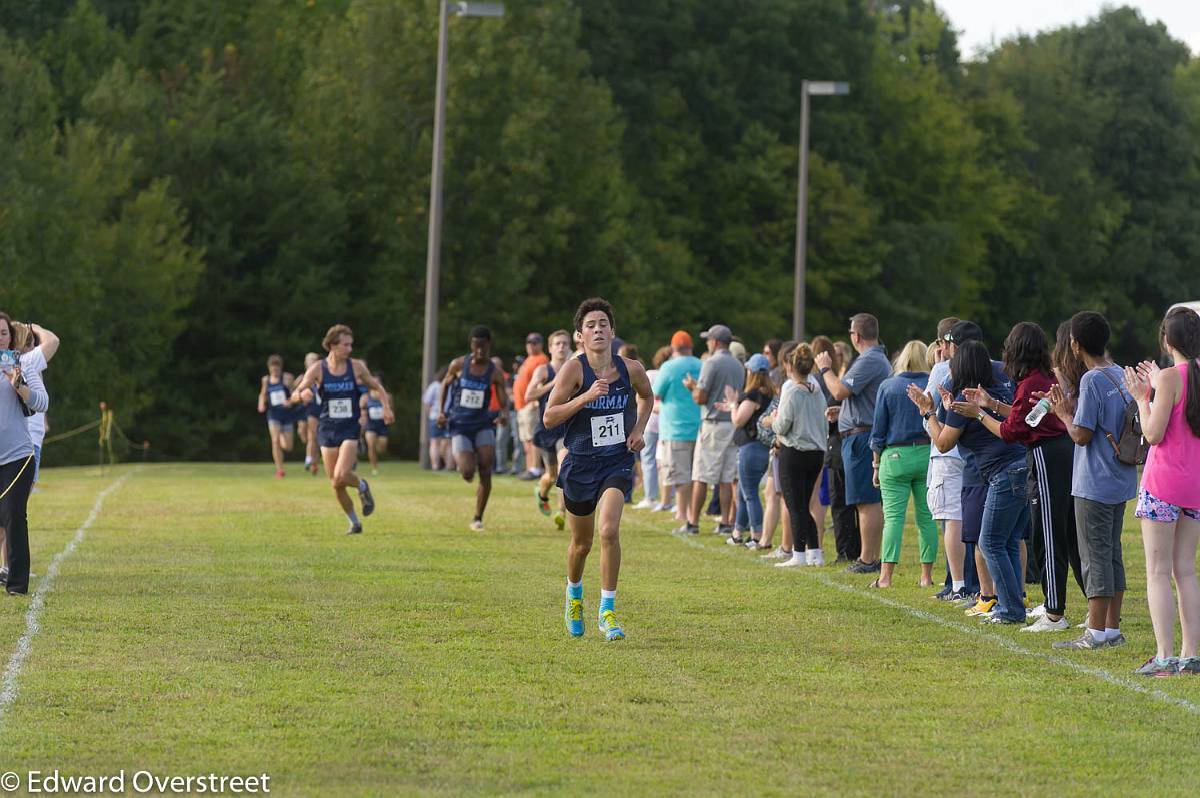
left=2, top=1, right=1198, bottom=461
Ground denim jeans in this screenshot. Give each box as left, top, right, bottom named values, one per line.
left=980, top=461, right=1031, bottom=622
left=735, top=441, right=770, bottom=532
left=641, top=427, right=660, bottom=502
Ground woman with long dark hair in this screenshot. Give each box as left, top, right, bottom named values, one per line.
left=909, top=341, right=1029, bottom=624
left=1125, top=307, right=1200, bottom=676
left=0, top=311, right=49, bottom=594
left=957, top=322, right=1083, bottom=632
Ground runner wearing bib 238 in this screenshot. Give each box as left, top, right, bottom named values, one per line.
left=543, top=298, right=653, bottom=641
left=290, top=324, right=393, bottom=535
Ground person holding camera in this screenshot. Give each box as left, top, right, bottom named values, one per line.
left=0, top=312, right=49, bottom=595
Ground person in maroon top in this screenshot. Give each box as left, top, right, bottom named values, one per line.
left=951, top=322, right=1084, bottom=632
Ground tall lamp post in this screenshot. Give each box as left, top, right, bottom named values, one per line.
left=420, top=0, right=505, bottom=468
left=793, top=80, right=849, bottom=342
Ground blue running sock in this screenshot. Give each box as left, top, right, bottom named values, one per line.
left=567, top=580, right=583, bottom=600
left=599, top=589, right=615, bottom=614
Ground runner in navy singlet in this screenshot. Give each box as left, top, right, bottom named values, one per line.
left=299, top=351, right=322, bottom=475
left=438, top=325, right=509, bottom=532
left=360, top=372, right=392, bottom=476
left=257, top=354, right=296, bottom=478
left=543, top=299, right=653, bottom=641
left=290, top=324, right=393, bottom=534
left=525, top=329, right=573, bottom=530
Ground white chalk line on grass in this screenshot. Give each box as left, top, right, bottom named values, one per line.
left=0, top=470, right=134, bottom=725
left=664, top=530, right=1200, bottom=717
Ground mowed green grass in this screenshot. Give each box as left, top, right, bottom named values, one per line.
left=3, top=462, right=1199, bottom=796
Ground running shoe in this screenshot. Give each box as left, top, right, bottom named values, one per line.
left=760, top=547, right=791, bottom=560
left=1053, top=630, right=1106, bottom=650
left=805, top=549, right=825, bottom=567
left=1106, top=633, right=1127, bottom=648
left=553, top=510, right=565, bottom=530
left=1134, top=657, right=1179, bottom=677
left=346, top=522, right=363, bottom=535
left=931, top=586, right=951, bottom=601
left=944, top=589, right=974, bottom=604
left=965, top=597, right=997, bottom=617
left=1027, top=604, right=1047, bottom=620
left=984, top=615, right=1022, bottom=625
left=673, top=523, right=699, bottom=535
left=1178, top=657, right=1200, bottom=675
left=632, top=498, right=655, bottom=510
left=1021, top=615, right=1069, bottom=633
left=469, top=518, right=484, bottom=532
left=358, top=479, right=375, bottom=517
left=535, top=487, right=552, bottom=516
left=775, top=554, right=805, bottom=568
left=565, top=595, right=584, bottom=637
left=275, top=469, right=285, bottom=479
left=598, top=609, right=625, bottom=641
left=846, top=559, right=881, bottom=574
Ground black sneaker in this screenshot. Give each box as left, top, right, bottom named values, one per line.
left=673, top=522, right=699, bottom=535
left=358, top=479, right=375, bottom=517
left=846, top=559, right=881, bottom=574
left=944, top=588, right=973, bottom=603
left=346, top=523, right=363, bottom=535
left=715, top=524, right=733, bottom=536
left=931, top=585, right=951, bottom=600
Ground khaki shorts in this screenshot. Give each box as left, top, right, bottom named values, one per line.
left=692, top=420, right=737, bottom=485
left=660, top=440, right=696, bottom=486
left=517, top=403, right=539, bottom=442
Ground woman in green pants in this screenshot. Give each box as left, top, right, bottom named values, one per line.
left=868, top=341, right=939, bottom=588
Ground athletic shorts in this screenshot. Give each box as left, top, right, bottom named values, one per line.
left=268, top=419, right=295, bottom=436
left=428, top=419, right=450, bottom=440
left=305, top=402, right=321, bottom=420
left=517, top=404, right=539, bottom=443
left=841, top=431, right=881, bottom=505
left=452, top=427, right=496, bottom=455
left=366, top=421, right=389, bottom=437
left=926, top=456, right=964, bottom=521
left=317, top=419, right=359, bottom=448
left=692, top=421, right=737, bottom=486
left=960, top=484, right=988, bottom=543
left=1135, top=488, right=1200, bottom=524
left=557, top=453, right=634, bottom=517
left=660, top=440, right=696, bottom=486
left=536, top=437, right=567, bottom=464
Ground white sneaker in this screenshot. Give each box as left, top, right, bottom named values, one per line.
left=775, top=553, right=806, bottom=568
left=632, top=499, right=655, bottom=510
left=652, top=502, right=674, bottom=512
left=1021, top=615, right=1070, bottom=632
left=760, top=547, right=791, bottom=560
left=805, top=549, right=825, bottom=567
left=1028, top=604, right=1047, bottom=620
left=469, top=519, right=484, bottom=532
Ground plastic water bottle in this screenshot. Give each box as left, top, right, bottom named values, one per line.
left=1025, top=397, right=1052, bottom=427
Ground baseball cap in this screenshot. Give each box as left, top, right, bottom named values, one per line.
left=747, top=353, right=771, bottom=373
left=944, top=320, right=983, bottom=345
left=729, top=341, right=746, bottom=362
left=671, top=330, right=693, bottom=348
left=525, top=332, right=544, bottom=345
left=700, top=324, right=733, bottom=344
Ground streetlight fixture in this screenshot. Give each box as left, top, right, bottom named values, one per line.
left=419, top=0, right=505, bottom=468
left=793, top=80, right=849, bottom=342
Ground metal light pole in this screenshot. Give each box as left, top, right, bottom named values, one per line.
left=793, top=80, right=849, bottom=342
left=419, top=0, right=504, bottom=468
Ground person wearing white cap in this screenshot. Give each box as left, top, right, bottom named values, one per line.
left=676, top=324, right=743, bottom=535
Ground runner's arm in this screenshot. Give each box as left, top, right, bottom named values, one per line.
left=355, top=361, right=394, bottom=423
left=289, top=362, right=322, bottom=404
left=525, top=364, right=550, bottom=404
left=438, top=360, right=460, bottom=427
left=258, top=376, right=268, bottom=413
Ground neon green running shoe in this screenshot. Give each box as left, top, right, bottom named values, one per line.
left=598, top=609, right=625, bottom=641
left=553, top=510, right=565, bottom=530
left=535, top=486, right=551, bottom=516
left=565, top=595, right=584, bottom=637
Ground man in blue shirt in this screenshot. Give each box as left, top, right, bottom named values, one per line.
left=1048, top=311, right=1136, bottom=651
left=816, top=313, right=891, bottom=573
left=654, top=331, right=702, bottom=526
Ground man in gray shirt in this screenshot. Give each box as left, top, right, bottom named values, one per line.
left=675, top=324, right=744, bottom=535
left=816, top=313, right=890, bottom=573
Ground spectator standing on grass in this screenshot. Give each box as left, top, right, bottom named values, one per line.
left=958, top=322, right=1080, bottom=633
left=632, top=345, right=670, bottom=511
left=677, top=324, right=744, bottom=536
left=726, top=354, right=774, bottom=545
left=1125, top=307, right=1200, bottom=676
left=816, top=314, right=890, bottom=573
left=924, top=319, right=973, bottom=602
left=812, top=335, right=858, bottom=564
left=913, top=341, right=1029, bottom=625
left=1046, top=312, right=1136, bottom=650
left=514, top=333, right=549, bottom=481
left=869, top=340, right=937, bottom=589
left=423, top=366, right=453, bottom=471
left=758, top=340, right=797, bottom=558
left=655, top=332, right=702, bottom=524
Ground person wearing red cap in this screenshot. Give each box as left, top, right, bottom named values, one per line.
left=654, top=331, right=703, bottom=525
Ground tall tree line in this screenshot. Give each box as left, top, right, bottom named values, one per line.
left=1, top=0, right=1198, bottom=463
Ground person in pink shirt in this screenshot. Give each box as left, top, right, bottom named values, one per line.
left=1125, top=307, right=1200, bottom=677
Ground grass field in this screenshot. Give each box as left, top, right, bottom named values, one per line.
left=3, top=462, right=1198, bottom=796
